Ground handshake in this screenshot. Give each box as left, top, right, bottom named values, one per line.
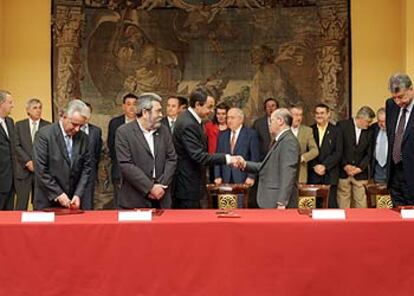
left=229, top=155, right=246, bottom=170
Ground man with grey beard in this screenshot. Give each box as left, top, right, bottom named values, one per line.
left=115, top=93, right=177, bottom=209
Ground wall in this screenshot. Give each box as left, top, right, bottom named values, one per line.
left=0, top=0, right=413, bottom=121
left=0, top=0, right=52, bottom=121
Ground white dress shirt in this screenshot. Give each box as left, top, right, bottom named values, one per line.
left=0, top=117, right=9, bottom=138
left=137, top=120, right=156, bottom=178
left=353, top=118, right=362, bottom=145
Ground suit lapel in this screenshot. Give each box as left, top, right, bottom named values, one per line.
left=154, top=128, right=161, bottom=159
left=55, top=124, right=71, bottom=165
left=133, top=121, right=153, bottom=158
left=261, top=130, right=288, bottom=166
left=0, top=120, right=9, bottom=142
left=233, top=126, right=245, bottom=154
left=403, top=108, right=414, bottom=144
left=23, top=119, right=32, bottom=148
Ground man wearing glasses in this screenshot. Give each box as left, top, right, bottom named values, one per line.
left=33, top=100, right=92, bottom=210
left=386, top=73, right=414, bottom=206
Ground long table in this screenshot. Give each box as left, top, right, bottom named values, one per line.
left=0, top=209, right=413, bottom=296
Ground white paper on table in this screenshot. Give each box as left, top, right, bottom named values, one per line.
left=21, top=212, right=55, bottom=223
left=312, top=209, right=346, bottom=220
left=400, top=209, right=414, bottom=219
left=118, top=210, right=152, bottom=222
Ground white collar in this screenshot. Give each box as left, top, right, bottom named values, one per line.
left=59, top=121, right=70, bottom=138
left=231, top=125, right=243, bottom=135
left=188, top=107, right=202, bottom=124
left=137, top=119, right=156, bottom=135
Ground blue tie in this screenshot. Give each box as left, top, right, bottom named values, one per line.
left=375, top=129, right=387, bottom=167
left=65, top=135, right=72, bottom=161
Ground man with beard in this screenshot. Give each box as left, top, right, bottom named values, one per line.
left=115, top=93, right=177, bottom=209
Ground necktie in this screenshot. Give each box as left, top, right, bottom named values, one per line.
left=65, top=135, right=72, bottom=161
left=230, top=131, right=236, bottom=154
left=170, top=120, right=175, bottom=134
left=375, top=129, right=388, bottom=167
left=392, top=108, right=407, bottom=164
left=31, top=121, right=37, bottom=142
left=0, top=120, right=9, bottom=138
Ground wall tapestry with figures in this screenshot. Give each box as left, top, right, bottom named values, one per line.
left=52, top=0, right=350, bottom=206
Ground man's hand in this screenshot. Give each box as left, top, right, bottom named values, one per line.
left=351, top=167, right=362, bottom=176
left=244, top=177, right=255, bottom=187
left=214, top=178, right=223, bottom=186
left=149, top=184, right=166, bottom=200
left=56, top=193, right=71, bottom=208
left=313, top=164, right=326, bottom=176
left=25, top=160, right=34, bottom=172
left=70, top=196, right=81, bottom=209
left=231, top=156, right=246, bottom=170
left=344, top=164, right=355, bottom=176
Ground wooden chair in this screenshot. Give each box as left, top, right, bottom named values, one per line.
left=206, top=183, right=250, bottom=209
left=364, top=183, right=392, bottom=208
left=298, top=184, right=330, bottom=209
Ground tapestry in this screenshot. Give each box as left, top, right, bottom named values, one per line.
left=52, top=0, right=350, bottom=206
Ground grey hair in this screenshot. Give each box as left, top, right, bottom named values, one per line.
left=377, top=107, right=386, bottom=117
left=26, top=98, right=42, bottom=110
left=389, top=73, right=413, bottom=93
left=137, top=92, right=162, bottom=117
left=356, top=106, right=375, bottom=120
left=229, top=107, right=245, bottom=119
left=272, top=108, right=293, bottom=127
left=0, top=90, right=11, bottom=104
left=62, top=99, right=90, bottom=119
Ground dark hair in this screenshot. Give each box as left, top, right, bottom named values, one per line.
left=263, top=98, right=279, bottom=109
left=314, top=103, right=330, bottom=112
left=177, top=96, right=189, bottom=107
left=289, top=104, right=304, bottom=111
left=212, top=102, right=230, bottom=124
left=122, top=93, right=138, bottom=104
left=189, top=87, right=213, bottom=108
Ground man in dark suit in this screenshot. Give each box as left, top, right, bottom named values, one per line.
left=308, top=103, right=342, bottom=208
left=337, top=106, right=375, bottom=208
left=371, top=107, right=388, bottom=184
left=116, top=93, right=177, bottom=208
left=33, top=100, right=92, bottom=210
left=80, top=102, right=103, bottom=210
left=14, top=98, right=50, bottom=210
left=173, top=87, right=241, bottom=209
left=386, top=73, right=414, bottom=206
left=0, top=90, right=16, bottom=210
left=107, top=93, right=138, bottom=208
left=252, top=98, right=279, bottom=161
left=237, top=108, right=300, bottom=208
left=214, top=108, right=260, bottom=207
left=161, top=96, right=180, bottom=134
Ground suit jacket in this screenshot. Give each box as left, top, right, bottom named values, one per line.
left=295, top=125, right=319, bottom=183
left=33, top=123, right=92, bottom=210
left=173, top=109, right=226, bottom=201
left=0, top=117, right=16, bottom=193
left=337, top=119, right=373, bottom=180
left=161, top=116, right=173, bottom=134
left=386, top=98, right=414, bottom=197
left=15, top=118, right=50, bottom=180
left=214, top=126, right=260, bottom=183
left=253, top=116, right=272, bottom=161
left=82, top=123, right=103, bottom=210
left=116, top=121, right=177, bottom=208
left=244, top=129, right=300, bottom=208
left=308, top=123, right=342, bottom=185
left=107, top=115, right=126, bottom=182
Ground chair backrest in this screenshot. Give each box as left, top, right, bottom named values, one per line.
left=364, top=183, right=392, bottom=208
left=206, top=184, right=250, bottom=209
left=298, top=184, right=330, bottom=209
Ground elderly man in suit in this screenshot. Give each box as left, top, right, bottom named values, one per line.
left=33, top=100, right=92, bottom=210
left=289, top=105, right=319, bottom=183
left=386, top=73, right=414, bottom=206
left=0, top=90, right=16, bottom=210
left=237, top=108, right=300, bottom=209
left=252, top=98, right=279, bottom=161
left=214, top=108, right=260, bottom=207
left=337, top=106, right=375, bottom=208
left=107, top=93, right=138, bottom=208
left=173, top=86, right=242, bottom=209
left=80, top=102, right=103, bottom=210
left=15, top=98, right=50, bottom=210
left=116, top=93, right=177, bottom=209
left=308, top=103, right=342, bottom=208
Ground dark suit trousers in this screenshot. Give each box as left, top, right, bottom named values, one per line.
left=390, top=162, right=414, bottom=206
left=15, top=175, right=34, bottom=210
left=0, top=190, right=14, bottom=210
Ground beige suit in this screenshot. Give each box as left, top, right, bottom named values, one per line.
left=295, top=125, right=319, bottom=183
